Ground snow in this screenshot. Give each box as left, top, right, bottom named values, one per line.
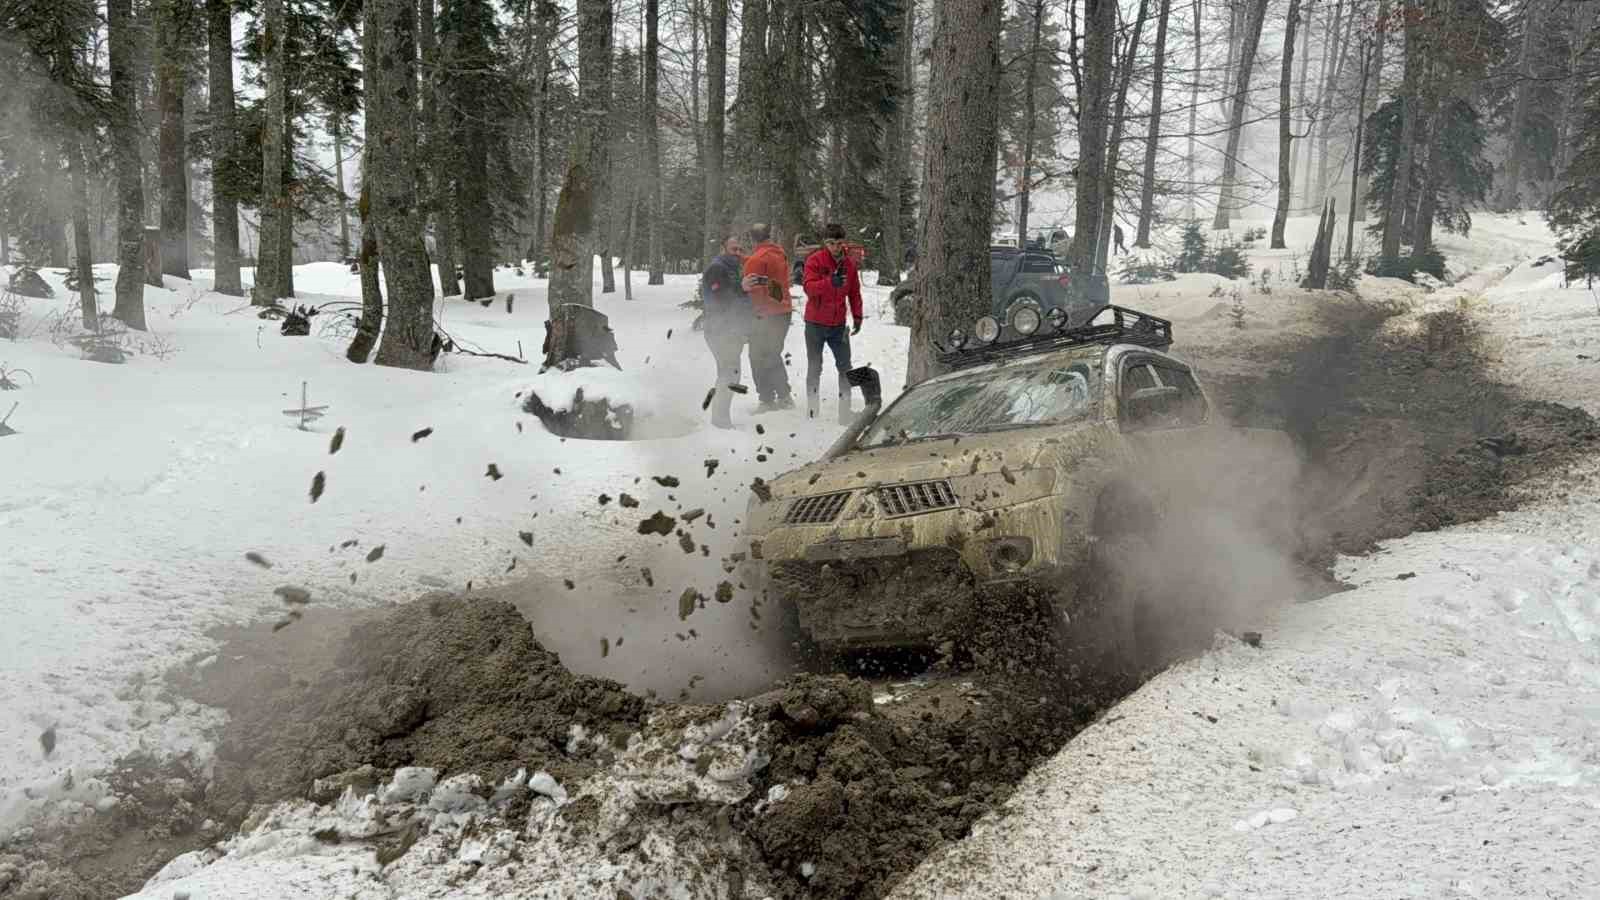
left=0, top=256, right=903, bottom=840
left=5, top=212, right=1599, bottom=897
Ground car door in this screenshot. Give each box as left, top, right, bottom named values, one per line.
left=1115, top=354, right=1211, bottom=475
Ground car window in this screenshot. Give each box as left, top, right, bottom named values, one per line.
left=1122, top=363, right=1157, bottom=392
left=1021, top=254, right=1057, bottom=273
left=1154, top=365, right=1208, bottom=425
left=860, top=363, right=1100, bottom=446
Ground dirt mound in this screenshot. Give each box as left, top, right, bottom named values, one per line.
left=1206, top=302, right=1599, bottom=567
left=194, top=594, right=649, bottom=826
left=738, top=668, right=1131, bottom=899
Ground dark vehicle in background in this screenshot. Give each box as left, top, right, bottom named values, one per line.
left=890, top=246, right=1111, bottom=327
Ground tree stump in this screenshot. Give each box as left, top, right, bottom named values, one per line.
left=541, top=303, right=621, bottom=372
left=142, top=226, right=163, bottom=288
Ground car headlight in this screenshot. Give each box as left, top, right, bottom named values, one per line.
left=987, top=537, right=1034, bottom=572
left=1012, top=305, right=1042, bottom=336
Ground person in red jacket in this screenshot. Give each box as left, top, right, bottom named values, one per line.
left=741, top=223, right=795, bottom=412
left=801, top=223, right=865, bottom=424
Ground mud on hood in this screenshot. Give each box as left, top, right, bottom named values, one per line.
left=764, top=428, right=1086, bottom=501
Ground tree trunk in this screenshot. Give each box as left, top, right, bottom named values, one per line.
left=690, top=0, right=704, bottom=169
left=279, top=101, right=295, bottom=297
left=1345, top=38, right=1369, bottom=258
left=776, top=5, right=810, bottom=250
left=548, top=0, right=613, bottom=314
left=1381, top=0, right=1417, bottom=259
left=1499, top=0, right=1538, bottom=210
left=156, top=0, right=192, bottom=280
left=206, top=0, right=242, bottom=295
left=645, top=0, right=664, bottom=284
left=1135, top=0, right=1172, bottom=247
left=1314, top=0, right=1351, bottom=207
left=1290, top=0, right=1314, bottom=206
left=1354, top=0, right=1387, bottom=221
left=67, top=140, right=97, bottom=329
left=333, top=115, right=350, bottom=259
left=254, top=0, right=288, bottom=305
left=1095, top=0, right=1151, bottom=270
left=594, top=0, right=617, bottom=297
left=733, top=0, right=770, bottom=225
left=878, top=0, right=914, bottom=286
left=1069, top=0, right=1116, bottom=275
left=455, top=0, right=497, bottom=301
left=1016, top=0, right=1046, bottom=249
left=348, top=148, right=384, bottom=363
left=110, top=0, right=148, bottom=329
left=905, top=0, right=1004, bottom=386
left=1212, top=0, right=1269, bottom=230
left=1187, top=0, right=1200, bottom=220
left=1271, top=0, right=1302, bottom=249
left=368, top=0, right=438, bottom=371
left=524, top=0, right=559, bottom=265
left=703, top=0, right=727, bottom=264
left=422, top=0, right=461, bottom=297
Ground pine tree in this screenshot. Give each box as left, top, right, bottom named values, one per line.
left=110, top=0, right=149, bottom=329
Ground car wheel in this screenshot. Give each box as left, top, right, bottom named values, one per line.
left=1088, top=535, right=1157, bottom=672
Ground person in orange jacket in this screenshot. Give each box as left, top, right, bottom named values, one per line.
left=741, top=223, right=794, bottom=411
left=801, top=223, right=864, bottom=424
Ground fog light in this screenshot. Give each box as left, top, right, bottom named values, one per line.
left=988, top=536, right=1034, bottom=572
left=1046, top=306, right=1069, bottom=331
left=974, top=316, right=1001, bottom=344
left=947, top=327, right=967, bottom=350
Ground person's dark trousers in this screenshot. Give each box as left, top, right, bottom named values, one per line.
left=748, top=313, right=793, bottom=406
left=804, top=321, right=853, bottom=423
left=704, top=325, right=747, bottom=427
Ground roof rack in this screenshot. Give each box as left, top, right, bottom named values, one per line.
left=937, top=304, right=1173, bottom=370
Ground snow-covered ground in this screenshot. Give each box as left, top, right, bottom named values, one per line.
left=5, top=213, right=1596, bottom=897
left=0, top=259, right=905, bottom=839
left=889, top=219, right=1600, bottom=899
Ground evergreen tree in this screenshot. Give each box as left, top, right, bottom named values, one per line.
left=1363, top=96, right=1493, bottom=240
left=1547, top=35, right=1600, bottom=280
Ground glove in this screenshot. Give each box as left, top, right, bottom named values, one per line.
left=831, top=269, right=845, bottom=289
left=851, top=319, right=862, bottom=336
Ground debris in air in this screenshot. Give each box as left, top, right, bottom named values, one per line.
left=702, top=389, right=715, bottom=411
left=704, top=458, right=720, bottom=477
left=486, top=463, right=503, bottom=481
left=39, top=724, right=55, bottom=757
left=641, top=567, right=654, bottom=587
left=619, top=493, right=639, bottom=508
left=244, top=552, right=273, bottom=569
left=1242, top=631, right=1263, bottom=648
left=750, top=478, right=772, bottom=502
left=678, top=588, right=703, bottom=621
left=412, top=427, right=433, bottom=442
left=329, top=427, right=346, bottom=455
left=653, top=475, right=680, bottom=488
left=638, top=512, right=677, bottom=535
left=309, top=471, right=326, bottom=503
left=365, top=545, right=385, bottom=563
left=274, top=586, right=312, bottom=605
left=519, top=531, right=534, bottom=547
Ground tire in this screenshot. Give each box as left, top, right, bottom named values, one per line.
left=1088, top=535, right=1156, bottom=671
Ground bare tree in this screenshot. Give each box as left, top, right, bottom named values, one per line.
left=1187, top=0, right=1199, bottom=219
left=368, top=0, right=437, bottom=370
left=1314, top=0, right=1353, bottom=206
left=1135, top=0, right=1172, bottom=247
left=548, top=0, right=613, bottom=312
left=906, top=0, right=1004, bottom=385
left=702, top=0, right=727, bottom=265
left=1068, top=0, right=1115, bottom=274
left=1211, top=0, right=1269, bottom=230
left=1014, top=0, right=1047, bottom=247
left=1271, top=0, right=1303, bottom=248
left=206, top=0, right=242, bottom=295
left=1095, top=0, right=1150, bottom=269
left=1380, top=0, right=1417, bottom=258
left=421, top=0, right=459, bottom=297
left=253, top=0, right=289, bottom=305
left=110, top=0, right=147, bottom=329
left=646, top=0, right=664, bottom=284
left=347, top=152, right=384, bottom=362
left=1498, top=0, right=1538, bottom=210
left=879, top=0, right=915, bottom=286
left=155, top=0, right=195, bottom=280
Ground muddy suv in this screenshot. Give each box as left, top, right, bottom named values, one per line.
left=743, top=306, right=1217, bottom=652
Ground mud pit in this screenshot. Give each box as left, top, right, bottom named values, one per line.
left=7, top=297, right=1597, bottom=900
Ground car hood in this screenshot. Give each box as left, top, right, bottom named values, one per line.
left=766, top=426, right=1088, bottom=501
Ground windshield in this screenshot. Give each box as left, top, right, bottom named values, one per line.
left=859, top=362, right=1100, bottom=447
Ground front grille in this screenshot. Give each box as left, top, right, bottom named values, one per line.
left=785, top=490, right=853, bottom=525
left=877, top=479, right=957, bottom=517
